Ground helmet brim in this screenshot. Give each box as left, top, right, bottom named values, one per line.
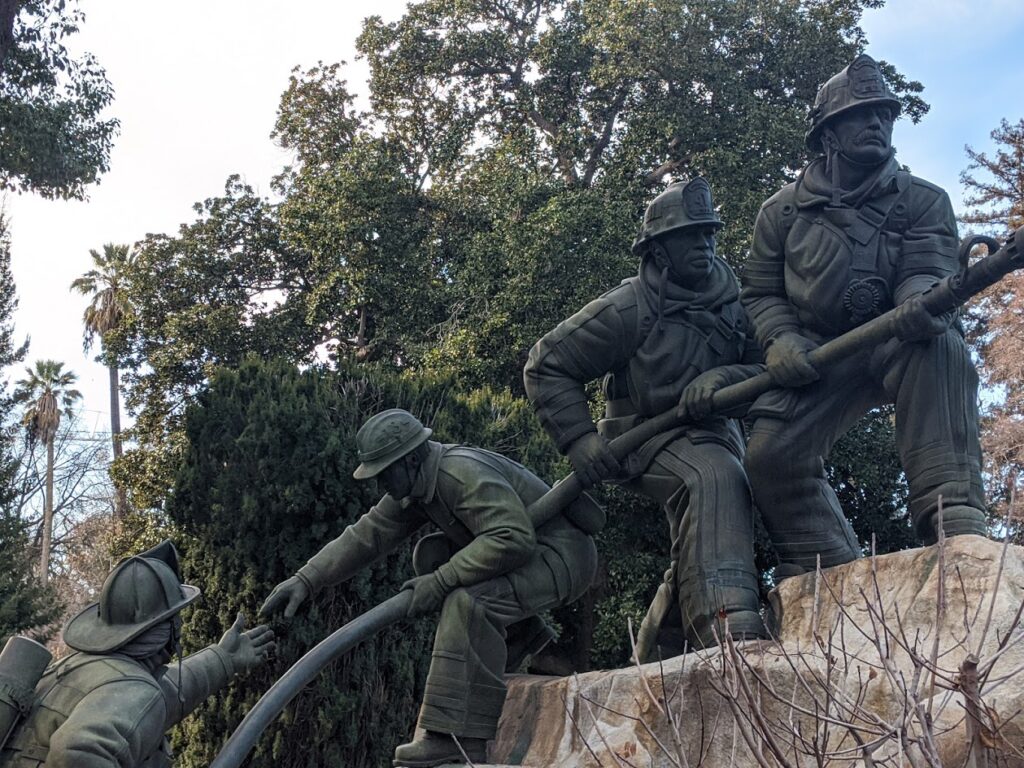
left=805, top=96, right=902, bottom=150
left=63, top=583, right=201, bottom=654
left=631, top=217, right=724, bottom=256
left=352, top=428, right=432, bottom=480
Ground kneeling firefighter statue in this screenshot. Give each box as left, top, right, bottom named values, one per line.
left=260, top=408, right=601, bottom=767
left=0, top=541, right=275, bottom=768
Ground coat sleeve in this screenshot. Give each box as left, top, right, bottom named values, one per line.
left=45, top=679, right=167, bottom=768
left=894, top=181, right=960, bottom=304
left=741, top=197, right=805, bottom=348
left=524, top=290, right=635, bottom=452
left=157, top=646, right=234, bottom=727
left=298, top=495, right=424, bottom=592
left=432, top=456, right=537, bottom=589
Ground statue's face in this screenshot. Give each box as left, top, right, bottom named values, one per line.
left=829, top=103, right=895, bottom=165
left=656, top=225, right=717, bottom=286
left=378, top=454, right=416, bottom=499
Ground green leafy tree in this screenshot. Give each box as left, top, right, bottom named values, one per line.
left=0, top=212, right=59, bottom=637
left=14, top=359, right=81, bottom=585
left=71, top=242, right=134, bottom=518
left=960, top=118, right=1024, bottom=537
left=273, top=64, right=446, bottom=364
left=355, top=0, right=926, bottom=387
left=114, top=178, right=323, bottom=510
left=0, top=0, right=117, bottom=198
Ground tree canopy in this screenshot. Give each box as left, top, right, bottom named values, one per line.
left=0, top=0, right=117, bottom=198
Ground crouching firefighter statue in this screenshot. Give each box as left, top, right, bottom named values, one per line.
left=741, top=54, right=988, bottom=579
left=260, top=408, right=599, bottom=768
left=525, top=177, right=766, bottom=660
left=0, top=540, right=275, bottom=768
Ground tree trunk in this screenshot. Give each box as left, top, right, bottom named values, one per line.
left=109, top=363, right=121, bottom=459
left=39, top=435, right=54, bottom=586
left=109, top=363, right=127, bottom=517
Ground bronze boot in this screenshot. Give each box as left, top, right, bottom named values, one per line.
left=393, top=731, right=487, bottom=767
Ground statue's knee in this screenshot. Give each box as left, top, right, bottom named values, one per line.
left=441, top=587, right=475, bottom=617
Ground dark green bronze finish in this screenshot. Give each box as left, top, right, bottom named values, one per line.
left=739, top=54, right=1005, bottom=577
left=530, top=226, right=1022, bottom=528
left=525, top=177, right=766, bottom=657
left=0, top=542, right=275, bottom=768
left=260, top=410, right=598, bottom=765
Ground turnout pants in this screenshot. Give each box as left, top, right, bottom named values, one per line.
left=417, top=531, right=597, bottom=740
left=626, top=435, right=762, bottom=655
left=745, top=329, right=987, bottom=573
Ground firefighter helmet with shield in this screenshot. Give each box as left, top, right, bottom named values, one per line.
left=806, top=54, right=901, bottom=151
left=632, top=177, right=723, bottom=256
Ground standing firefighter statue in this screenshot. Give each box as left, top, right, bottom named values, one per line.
left=524, top=177, right=766, bottom=659
left=0, top=540, right=275, bottom=768
left=260, top=408, right=599, bottom=768
left=741, top=54, right=988, bottom=578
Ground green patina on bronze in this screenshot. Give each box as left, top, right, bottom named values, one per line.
left=524, top=177, right=766, bottom=659
left=260, top=409, right=597, bottom=767
left=741, top=54, right=988, bottom=579
left=0, top=541, right=274, bottom=768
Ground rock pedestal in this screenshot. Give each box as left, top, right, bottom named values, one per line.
left=478, top=536, right=1024, bottom=767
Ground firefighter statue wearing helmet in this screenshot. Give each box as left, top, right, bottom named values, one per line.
left=260, top=408, right=599, bottom=767
left=0, top=541, right=275, bottom=768
left=741, top=54, right=988, bottom=580
left=525, top=176, right=767, bottom=661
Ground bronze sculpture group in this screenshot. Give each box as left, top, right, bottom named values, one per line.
left=1, top=54, right=1010, bottom=768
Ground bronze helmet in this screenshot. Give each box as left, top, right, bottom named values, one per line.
left=806, top=54, right=901, bottom=151
left=352, top=409, right=432, bottom=480
left=631, top=177, right=723, bottom=256
left=63, top=540, right=200, bottom=654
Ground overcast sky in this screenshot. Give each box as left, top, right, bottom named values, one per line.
left=5, top=0, right=1024, bottom=435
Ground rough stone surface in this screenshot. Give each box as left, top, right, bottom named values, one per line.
left=476, top=536, right=1024, bottom=767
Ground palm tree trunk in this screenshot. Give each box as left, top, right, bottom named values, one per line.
left=109, top=363, right=127, bottom=518
left=40, top=435, right=54, bottom=586
left=109, top=363, right=122, bottom=459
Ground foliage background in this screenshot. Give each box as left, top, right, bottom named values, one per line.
left=79, top=0, right=946, bottom=764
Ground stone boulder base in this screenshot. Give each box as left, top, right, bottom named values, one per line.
left=477, top=536, right=1024, bottom=767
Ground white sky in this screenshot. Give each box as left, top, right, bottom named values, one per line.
left=4, top=0, right=1024, bottom=433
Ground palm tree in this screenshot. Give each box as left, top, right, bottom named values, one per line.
left=15, top=360, right=81, bottom=586
left=71, top=243, right=134, bottom=514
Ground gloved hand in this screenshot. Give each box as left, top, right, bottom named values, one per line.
left=765, top=332, right=820, bottom=387
left=892, top=296, right=954, bottom=342
left=259, top=575, right=310, bottom=619
left=402, top=573, right=451, bottom=618
left=218, top=613, right=276, bottom=673
left=677, top=369, right=730, bottom=420
left=566, top=431, right=621, bottom=489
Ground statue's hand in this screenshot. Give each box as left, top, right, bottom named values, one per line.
left=892, top=296, right=954, bottom=342
left=259, top=575, right=309, bottom=619
left=566, top=432, right=621, bottom=489
left=677, top=369, right=730, bottom=420
left=401, top=574, right=450, bottom=618
left=765, top=332, right=820, bottom=387
left=219, top=613, right=276, bottom=673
